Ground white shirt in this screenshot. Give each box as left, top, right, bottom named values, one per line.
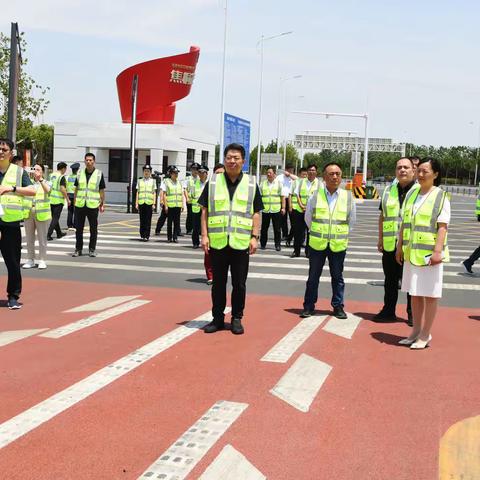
left=412, top=189, right=450, bottom=224
left=160, top=179, right=180, bottom=192
left=277, top=172, right=297, bottom=197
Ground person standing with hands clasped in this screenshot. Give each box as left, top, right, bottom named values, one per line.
left=135, top=165, right=156, bottom=241
left=199, top=143, right=263, bottom=335
left=396, top=157, right=450, bottom=350
left=162, top=166, right=183, bottom=243
left=300, top=162, right=355, bottom=319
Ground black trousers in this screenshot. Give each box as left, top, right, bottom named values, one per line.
left=191, top=211, right=201, bottom=247
left=75, top=206, right=99, bottom=252
left=138, top=203, right=153, bottom=239
left=292, top=209, right=307, bottom=255
left=260, top=212, right=282, bottom=248
left=465, top=245, right=480, bottom=266
left=186, top=203, right=193, bottom=233
left=210, top=246, right=250, bottom=322
left=167, top=207, right=181, bottom=241
left=67, top=194, right=75, bottom=228
left=156, top=206, right=167, bottom=233
left=48, top=203, right=64, bottom=237
left=0, top=225, right=22, bottom=299
left=382, top=250, right=411, bottom=315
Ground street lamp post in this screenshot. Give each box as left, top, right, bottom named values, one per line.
left=218, top=0, right=228, bottom=162
left=276, top=75, right=301, bottom=155
left=256, top=31, right=293, bottom=182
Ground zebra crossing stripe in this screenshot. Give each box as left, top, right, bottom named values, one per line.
left=322, top=312, right=363, bottom=339
left=64, top=295, right=141, bottom=312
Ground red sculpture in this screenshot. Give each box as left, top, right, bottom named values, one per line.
left=116, top=46, right=200, bottom=125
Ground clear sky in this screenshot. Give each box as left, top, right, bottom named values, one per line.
left=3, top=0, right=480, bottom=147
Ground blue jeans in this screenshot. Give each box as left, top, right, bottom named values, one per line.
left=303, top=246, right=346, bottom=311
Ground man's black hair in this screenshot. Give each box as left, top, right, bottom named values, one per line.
left=223, top=143, right=245, bottom=160
left=85, top=152, right=96, bottom=160
left=307, top=163, right=317, bottom=170
left=0, top=138, right=14, bottom=151
left=322, top=161, right=342, bottom=173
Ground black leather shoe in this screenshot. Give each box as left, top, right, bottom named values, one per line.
left=373, top=310, right=397, bottom=322
left=57, top=232, right=66, bottom=239
left=47, top=236, right=54, bottom=241
left=231, top=318, right=244, bottom=335
left=204, top=321, right=225, bottom=334
left=300, top=310, right=314, bottom=318
left=333, top=306, right=347, bottom=319
left=290, top=252, right=300, bottom=258
left=275, top=245, right=281, bottom=251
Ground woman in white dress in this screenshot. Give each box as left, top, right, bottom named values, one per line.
left=395, top=158, right=450, bottom=349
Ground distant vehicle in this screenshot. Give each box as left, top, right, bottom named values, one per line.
left=372, top=176, right=386, bottom=182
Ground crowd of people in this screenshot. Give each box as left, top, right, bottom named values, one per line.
left=0, top=138, right=479, bottom=350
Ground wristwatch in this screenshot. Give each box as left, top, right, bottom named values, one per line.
left=251, top=234, right=260, bottom=240
left=12, top=186, right=16, bottom=193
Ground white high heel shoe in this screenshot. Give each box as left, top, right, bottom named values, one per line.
left=398, top=335, right=419, bottom=345
left=410, top=334, right=432, bottom=350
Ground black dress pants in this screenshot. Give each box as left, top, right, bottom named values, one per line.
left=48, top=203, right=64, bottom=237
left=67, top=194, right=75, bottom=228
left=0, top=225, right=22, bottom=299
left=382, top=250, right=411, bottom=315
left=260, top=212, right=282, bottom=248
left=156, top=206, right=167, bottom=233
left=186, top=203, right=193, bottom=233
left=75, top=206, right=99, bottom=252
left=465, top=245, right=480, bottom=267
left=191, top=211, right=201, bottom=247
left=138, top=203, right=153, bottom=239
left=210, top=246, right=250, bottom=322
left=292, top=209, right=307, bottom=255
left=167, top=207, right=181, bottom=241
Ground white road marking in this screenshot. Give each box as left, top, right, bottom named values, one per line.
left=198, top=444, right=266, bottom=480
left=261, top=315, right=328, bottom=363
left=0, top=329, right=48, bottom=347
left=322, top=312, right=363, bottom=339
left=138, top=401, right=248, bottom=480
left=0, top=309, right=230, bottom=450
left=64, top=295, right=141, bottom=313
left=41, top=300, right=151, bottom=338
left=270, top=353, right=332, bottom=413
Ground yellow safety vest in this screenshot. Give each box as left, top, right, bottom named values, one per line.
left=294, top=178, right=318, bottom=212
left=207, top=173, right=256, bottom=250
left=309, top=187, right=352, bottom=252
left=0, top=164, right=24, bottom=223
left=25, top=183, right=52, bottom=221
left=191, top=179, right=206, bottom=213
left=290, top=179, right=300, bottom=211
left=49, top=172, right=65, bottom=205
left=402, top=187, right=449, bottom=266
left=261, top=179, right=282, bottom=213
left=67, top=174, right=77, bottom=195
left=137, top=178, right=155, bottom=206
left=164, top=178, right=183, bottom=207
left=75, top=169, right=102, bottom=208
left=476, top=187, right=480, bottom=216
left=186, top=176, right=197, bottom=204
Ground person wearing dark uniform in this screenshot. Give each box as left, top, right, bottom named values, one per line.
left=66, top=162, right=80, bottom=229
left=135, top=165, right=156, bottom=241
left=190, top=164, right=209, bottom=249
left=161, top=166, right=183, bottom=243
left=375, top=157, right=416, bottom=325
left=0, top=138, right=36, bottom=310
left=72, top=152, right=106, bottom=257
left=47, top=162, right=69, bottom=240
left=198, top=143, right=263, bottom=335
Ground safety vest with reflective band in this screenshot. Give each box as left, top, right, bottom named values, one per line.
left=294, top=178, right=319, bottom=212
left=380, top=183, right=419, bottom=252
left=186, top=176, right=197, bottom=204
left=476, top=188, right=480, bottom=216
left=24, top=183, right=52, bottom=221
left=23, top=195, right=33, bottom=219
left=49, top=172, right=65, bottom=205
left=75, top=169, right=102, bottom=208
left=290, top=179, right=300, bottom=211
left=137, top=178, right=155, bottom=206
left=191, top=179, right=206, bottom=213
left=164, top=178, right=183, bottom=207
left=66, top=174, right=77, bottom=195
left=0, top=164, right=24, bottom=222
left=261, top=179, right=283, bottom=213
left=402, top=187, right=449, bottom=267
left=309, top=187, right=353, bottom=252
left=207, top=173, right=256, bottom=250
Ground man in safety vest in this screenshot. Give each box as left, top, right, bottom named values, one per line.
left=260, top=166, right=285, bottom=251
left=72, top=152, right=106, bottom=257
left=135, top=164, right=156, bottom=241
left=462, top=184, right=480, bottom=274
left=66, top=162, right=80, bottom=229
left=199, top=143, right=263, bottom=335
left=161, top=165, right=183, bottom=243
left=276, top=163, right=297, bottom=243
left=0, top=138, right=36, bottom=309
left=190, top=164, right=209, bottom=248
left=375, top=157, right=416, bottom=324
left=47, top=162, right=69, bottom=241
left=292, top=163, right=320, bottom=258
left=300, top=162, right=356, bottom=319
left=184, top=162, right=200, bottom=235
left=288, top=167, right=307, bottom=248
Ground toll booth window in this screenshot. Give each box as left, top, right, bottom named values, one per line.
left=201, top=150, right=209, bottom=164
left=187, top=148, right=195, bottom=170
left=109, top=149, right=137, bottom=182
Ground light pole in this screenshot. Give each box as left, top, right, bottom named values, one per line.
left=276, top=75, right=301, bottom=154
left=218, top=0, right=228, bottom=162
left=282, top=87, right=302, bottom=170
left=469, top=121, right=480, bottom=185
left=292, top=110, right=369, bottom=182
left=256, top=30, right=293, bottom=181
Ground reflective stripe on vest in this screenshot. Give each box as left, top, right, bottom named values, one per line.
left=294, top=178, right=318, bottom=212
left=164, top=178, right=183, bottom=208
left=138, top=178, right=155, bottom=205
left=75, top=169, right=102, bottom=208
left=32, top=184, right=52, bottom=221
left=23, top=195, right=33, bottom=219
left=402, top=187, right=449, bottom=266
left=309, top=187, right=352, bottom=252
left=191, top=179, right=206, bottom=213
left=291, top=179, right=300, bottom=211
left=66, top=174, right=77, bottom=195
left=381, top=184, right=402, bottom=252
left=186, top=176, right=196, bottom=204
left=49, top=173, right=65, bottom=205
left=0, top=164, right=24, bottom=222
left=207, top=173, right=255, bottom=250
left=261, top=179, right=282, bottom=213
